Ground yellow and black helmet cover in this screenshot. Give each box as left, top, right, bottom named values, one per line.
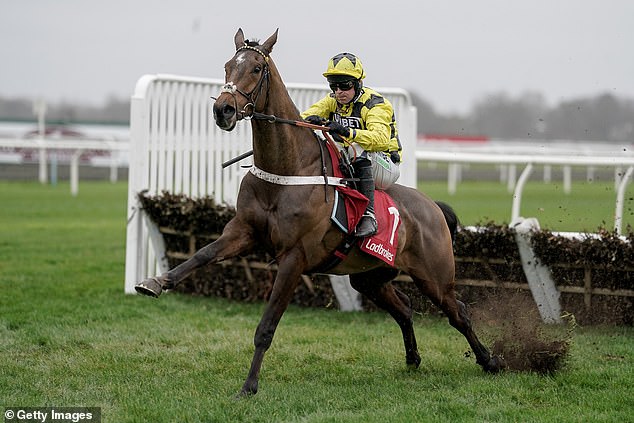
left=323, top=52, right=366, bottom=81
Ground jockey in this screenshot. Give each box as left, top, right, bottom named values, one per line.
left=301, top=52, right=402, bottom=238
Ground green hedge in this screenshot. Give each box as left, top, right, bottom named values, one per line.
left=139, top=191, right=634, bottom=325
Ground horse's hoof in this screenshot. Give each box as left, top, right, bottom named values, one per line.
left=406, top=352, right=421, bottom=369
left=483, top=355, right=506, bottom=373
left=234, top=389, right=255, bottom=400
left=135, top=277, right=163, bottom=298
left=236, top=380, right=258, bottom=398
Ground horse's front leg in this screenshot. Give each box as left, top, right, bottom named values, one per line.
left=238, top=248, right=305, bottom=397
left=135, top=218, right=254, bottom=297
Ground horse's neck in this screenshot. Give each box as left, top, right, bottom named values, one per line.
left=251, top=64, right=322, bottom=176
left=251, top=120, right=317, bottom=175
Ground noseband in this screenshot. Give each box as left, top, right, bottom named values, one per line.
left=220, top=44, right=270, bottom=120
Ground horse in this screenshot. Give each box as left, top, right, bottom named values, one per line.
left=135, top=28, right=505, bottom=397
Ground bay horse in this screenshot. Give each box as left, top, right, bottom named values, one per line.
left=135, top=28, right=504, bottom=396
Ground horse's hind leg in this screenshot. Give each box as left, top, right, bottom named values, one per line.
left=411, top=275, right=504, bottom=373
left=349, top=268, right=421, bottom=368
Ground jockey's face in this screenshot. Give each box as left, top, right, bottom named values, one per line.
left=332, top=83, right=355, bottom=105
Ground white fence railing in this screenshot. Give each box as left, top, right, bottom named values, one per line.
left=0, top=137, right=129, bottom=195
left=418, top=138, right=634, bottom=193
left=124, top=74, right=418, bottom=294
left=416, top=149, right=634, bottom=234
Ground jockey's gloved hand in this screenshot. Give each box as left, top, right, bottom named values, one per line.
left=304, top=115, right=326, bottom=126
left=326, top=121, right=350, bottom=138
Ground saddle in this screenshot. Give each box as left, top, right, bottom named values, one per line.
left=324, top=141, right=401, bottom=268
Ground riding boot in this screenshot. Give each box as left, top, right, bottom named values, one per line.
left=354, top=162, right=378, bottom=237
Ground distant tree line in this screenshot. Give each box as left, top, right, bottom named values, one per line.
left=411, top=90, right=634, bottom=143
left=0, top=95, right=130, bottom=125
left=1, top=91, right=633, bottom=142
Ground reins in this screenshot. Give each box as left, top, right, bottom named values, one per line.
left=250, top=111, right=357, bottom=162
left=222, top=112, right=343, bottom=202
left=221, top=113, right=340, bottom=168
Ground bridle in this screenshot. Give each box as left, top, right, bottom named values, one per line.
left=218, top=44, right=271, bottom=120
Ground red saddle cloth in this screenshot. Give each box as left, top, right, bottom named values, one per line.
left=325, top=140, right=401, bottom=267
left=358, top=192, right=400, bottom=266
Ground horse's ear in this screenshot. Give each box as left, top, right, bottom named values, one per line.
left=261, top=29, right=279, bottom=55
left=234, top=28, right=245, bottom=50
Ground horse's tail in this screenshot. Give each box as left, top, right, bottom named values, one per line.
left=435, top=201, right=459, bottom=246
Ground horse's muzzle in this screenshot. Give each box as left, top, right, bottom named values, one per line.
left=213, top=100, right=237, bottom=131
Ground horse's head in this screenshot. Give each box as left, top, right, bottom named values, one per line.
left=212, top=28, right=278, bottom=131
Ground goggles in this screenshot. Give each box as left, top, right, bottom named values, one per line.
left=329, top=80, right=355, bottom=92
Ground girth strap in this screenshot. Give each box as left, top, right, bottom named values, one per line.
left=313, top=234, right=357, bottom=273
left=249, top=166, right=347, bottom=187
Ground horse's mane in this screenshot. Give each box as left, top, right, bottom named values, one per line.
left=244, top=39, right=260, bottom=47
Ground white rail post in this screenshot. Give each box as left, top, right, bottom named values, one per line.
left=543, top=164, right=552, bottom=183
left=329, top=275, right=362, bottom=311
left=124, top=75, right=154, bottom=294
left=563, top=165, right=572, bottom=194
left=506, top=164, right=517, bottom=193
left=109, top=154, right=118, bottom=183
left=33, top=99, right=48, bottom=184
left=70, top=149, right=83, bottom=196
left=615, top=166, right=634, bottom=235
left=511, top=163, right=533, bottom=222
left=512, top=217, right=562, bottom=324
left=448, top=163, right=459, bottom=195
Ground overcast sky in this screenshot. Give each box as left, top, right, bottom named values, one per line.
left=2, top=0, right=633, bottom=114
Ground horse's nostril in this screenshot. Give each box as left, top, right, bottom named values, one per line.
left=223, top=104, right=235, bottom=117
left=212, top=100, right=237, bottom=130
left=212, top=102, right=236, bottom=123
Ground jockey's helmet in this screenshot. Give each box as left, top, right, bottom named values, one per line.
left=323, top=53, right=365, bottom=81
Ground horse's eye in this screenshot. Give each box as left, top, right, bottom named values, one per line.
left=253, top=66, right=262, bottom=74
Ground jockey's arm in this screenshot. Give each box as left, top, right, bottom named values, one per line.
left=346, top=105, right=394, bottom=152
left=300, top=97, right=331, bottom=120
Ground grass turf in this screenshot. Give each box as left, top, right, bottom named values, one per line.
left=0, top=180, right=633, bottom=422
